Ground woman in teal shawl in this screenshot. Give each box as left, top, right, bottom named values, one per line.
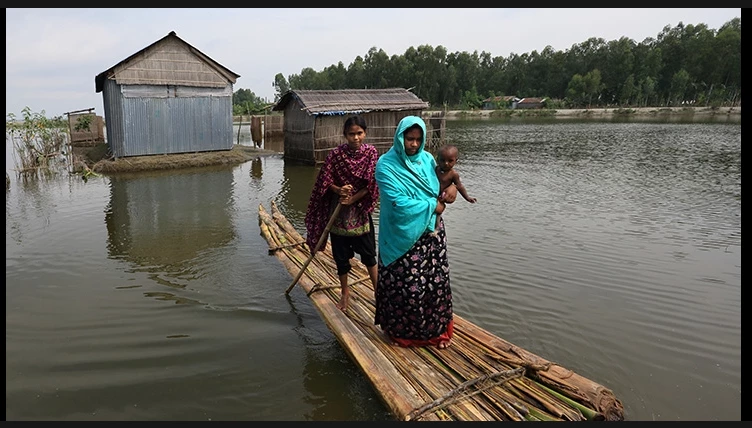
left=374, top=116, right=457, bottom=349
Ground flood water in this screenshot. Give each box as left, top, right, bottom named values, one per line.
left=5, top=120, right=741, bottom=421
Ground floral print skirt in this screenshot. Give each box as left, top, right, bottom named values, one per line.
left=375, top=218, right=453, bottom=345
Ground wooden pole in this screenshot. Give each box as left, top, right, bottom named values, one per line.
left=285, top=202, right=342, bottom=294
left=236, top=114, right=242, bottom=145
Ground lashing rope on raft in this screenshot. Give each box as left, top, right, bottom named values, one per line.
left=406, top=367, right=527, bottom=421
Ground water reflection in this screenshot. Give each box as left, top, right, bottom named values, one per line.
left=273, top=160, right=321, bottom=230
left=105, top=166, right=237, bottom=290
left=285, top=296, right=393, bottom=421
left=263, top=136, right=284, bottom=153
left=250, top=157, right=263, bottom=180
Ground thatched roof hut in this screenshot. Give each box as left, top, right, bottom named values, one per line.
left=272, top=88, right=437, bottom=165
left=95, top=31, right=240, bottom=158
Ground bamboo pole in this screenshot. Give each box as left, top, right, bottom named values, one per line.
left=285, top=202, right=341, bottom=295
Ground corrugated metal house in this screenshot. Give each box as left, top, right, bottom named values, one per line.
left=272, top=88, right=434, bottom=165
left=95, top=31, right=240, bottom=158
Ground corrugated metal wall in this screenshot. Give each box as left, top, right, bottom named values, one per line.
left=103, top=79, right=234, bottom=158
left=102, top=79, right=124, bottom=153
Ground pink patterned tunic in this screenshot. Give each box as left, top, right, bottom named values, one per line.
left=304, top=142, right=379, bottom=254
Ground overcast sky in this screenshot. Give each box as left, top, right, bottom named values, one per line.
left=6, top=8, right=741, bottom=119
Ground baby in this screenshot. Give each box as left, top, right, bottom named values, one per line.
left=436, top=144, right=476, bottom=204
left=434, top=144, right=476, bottom=230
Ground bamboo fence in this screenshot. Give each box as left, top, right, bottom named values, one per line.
left=258, top=201, right=625, bottom=421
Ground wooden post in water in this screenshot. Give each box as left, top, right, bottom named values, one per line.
left=236, top=114, right=242, bottom=145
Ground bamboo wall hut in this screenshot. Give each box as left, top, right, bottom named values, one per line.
left=263, top=114, right=284, bottom=140
left=271, top=88, right=441, bottom=165
left=66, top=108, right=105, bottom=146
left=95, top=31, right=240, bottom=158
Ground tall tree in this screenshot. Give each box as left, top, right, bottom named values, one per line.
left=273, top=73, right=290, bottom=102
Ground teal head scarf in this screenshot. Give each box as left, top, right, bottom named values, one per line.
left=375, top=116, right=440, bottom=266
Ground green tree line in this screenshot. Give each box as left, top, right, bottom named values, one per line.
left=235, top=18, right=740, bottom=111
left=232, top=88, right=271, bottom=116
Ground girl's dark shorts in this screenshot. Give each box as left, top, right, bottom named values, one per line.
left=330, top=218, right=377, bottom=276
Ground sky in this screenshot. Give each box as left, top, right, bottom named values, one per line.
left=6, top=8, right=741, bottom=120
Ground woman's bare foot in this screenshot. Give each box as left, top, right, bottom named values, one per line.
left=437, top=339, right=452, bottom=349
left=336, top=285, right=350, bottom=312
left=336, top=294, right=349, bottom=312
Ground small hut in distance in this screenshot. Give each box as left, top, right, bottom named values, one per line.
left=272, top=88, right=441, bottom=165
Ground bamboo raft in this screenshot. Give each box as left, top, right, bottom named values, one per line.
left=259, top=201, right=625, bottom=421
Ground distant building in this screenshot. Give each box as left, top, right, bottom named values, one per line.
left=272, top=88, right=441, bottom=165
left=516, top=97, right=547, bottom=109
left=482, top=95, right=519, bottom=110
left=95, top=31, right=240, bottom=158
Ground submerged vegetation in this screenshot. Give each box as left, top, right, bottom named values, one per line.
left=6, top=107, right=100, bottom=185
left=6, top=107, right=276, bottom=185
left=6, top=107, right=67, bottom=173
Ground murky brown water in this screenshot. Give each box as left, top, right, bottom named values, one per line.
left=6, top=121, right=741, bottom=421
